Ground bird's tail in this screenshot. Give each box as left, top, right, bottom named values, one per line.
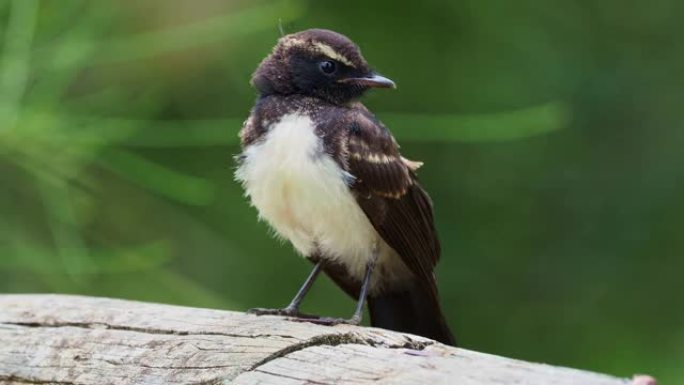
left=368, top=282, right=456, bottom=346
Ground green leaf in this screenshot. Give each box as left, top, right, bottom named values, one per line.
left=0, top=241, right=172, bottom=274
left=0, top=0, right=39, bottom=129
left=36, top=177, right=92, bottom=281
left=98, top=149, right=216, bottom=206
left=122, top=119, right=243, bottom=147
left=382, top=101, right=570, bottom=142
left=36, top=0, right=305, bottom=70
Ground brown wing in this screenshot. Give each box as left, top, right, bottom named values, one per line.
left=344, top=110, right=440, bottom=289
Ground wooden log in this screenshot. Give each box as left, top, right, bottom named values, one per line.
left=0, top=294, right=651, bottom=385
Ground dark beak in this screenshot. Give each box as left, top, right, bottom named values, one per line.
left=340, top=73, right=396, bottom=89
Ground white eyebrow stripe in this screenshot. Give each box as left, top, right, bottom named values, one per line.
left=281, top=38, right=356, bottom=68
left=312, top=42, right=355, bottom=67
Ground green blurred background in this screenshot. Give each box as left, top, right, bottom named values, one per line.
left=1, top=0, right=682, bottom=382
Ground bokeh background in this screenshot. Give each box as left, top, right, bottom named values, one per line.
left=1, top=0, right=682, bottom=381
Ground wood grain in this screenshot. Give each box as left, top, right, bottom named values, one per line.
left=0, top=294, right=641, bottom=385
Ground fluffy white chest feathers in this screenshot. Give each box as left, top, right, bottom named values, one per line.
left=235, top=113, right=380, bottom=280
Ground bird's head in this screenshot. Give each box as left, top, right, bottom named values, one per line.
left=251, top=29, right=395, bottom=105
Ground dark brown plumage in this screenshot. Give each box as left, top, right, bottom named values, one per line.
left=236, top=29, right=455, bottom=345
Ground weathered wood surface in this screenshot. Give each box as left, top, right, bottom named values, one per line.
left=0, top=294, right=647, bottom=385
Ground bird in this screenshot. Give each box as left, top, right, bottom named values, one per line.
left=235, top=28, right=456, bottom=346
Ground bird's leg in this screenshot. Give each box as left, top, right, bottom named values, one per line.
left=348, top=254, right=376, bottom=324
left=248, top=260, right=323, bottom=317
left=300, top=249, right=378, bottom=326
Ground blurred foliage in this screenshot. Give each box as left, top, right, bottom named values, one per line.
left=0, top=0, right=682, bottom=382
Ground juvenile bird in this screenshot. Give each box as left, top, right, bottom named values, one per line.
left=235, top=29, right=455, bottom=345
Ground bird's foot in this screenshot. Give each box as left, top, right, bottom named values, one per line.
left=247, top=306, right=301, bottom=317
left=291, top=314, right=362, bottom=326
left=248, top=308, right=362, bottom=327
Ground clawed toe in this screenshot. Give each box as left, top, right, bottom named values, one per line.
left=248, top=307, right=362, bottom=327
left=247, top=307, right=298, bottom=317
left=292, top=315, right=361, bottom=326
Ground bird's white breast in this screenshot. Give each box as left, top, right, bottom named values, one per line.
left=235, top=113, right=381, bottom=281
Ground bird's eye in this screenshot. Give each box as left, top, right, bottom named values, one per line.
left=319, top=60, right=336, bottom=75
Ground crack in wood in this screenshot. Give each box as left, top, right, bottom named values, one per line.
left=0, top=374, right=77, bottom=384
left=3, top=321, right=297, bottom=340
left=253, top=369, right=332, bottom=385
left=246, top=331, right=433, bottom=373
